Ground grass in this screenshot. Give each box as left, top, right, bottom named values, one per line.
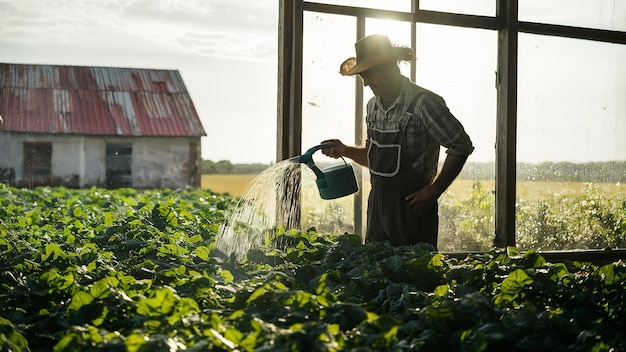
left=201, top=174, right=258, bottom=197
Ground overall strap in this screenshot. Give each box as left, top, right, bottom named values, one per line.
left=405, top=92, right=423, bottom=115
left=370, top=87, right=424, bottom=114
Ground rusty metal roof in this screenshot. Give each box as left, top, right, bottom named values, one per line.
left=0, top=63, right=206, bottom=137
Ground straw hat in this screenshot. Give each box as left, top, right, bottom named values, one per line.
left=339, top=34, right=415, bottom=76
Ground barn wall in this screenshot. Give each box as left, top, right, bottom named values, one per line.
left=0, top=133, right=23, bottom=176
left=0, top=132, right=201, bottom=188
left=84, top=139, right=107, bottom=186
left=52, top=137, right=106, bottom=186
left=132, top=137, right=195, bottom=189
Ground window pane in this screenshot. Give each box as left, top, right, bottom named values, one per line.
left=516, top=34, right=626, bottom=250
left=360, top=18, right=414, bottom=236
left=302, top=12, right=359, bottom=235
left=519, top=0, right=626, bottom=31
left=365, top=18, right=414, bottom=98
left=305, top=0, right=410, bottom=12
left=415, top=23, right=498, bottom=252
left=303, top=12, right=357, bottom=157
left=419, top=0, right=495, bottom=17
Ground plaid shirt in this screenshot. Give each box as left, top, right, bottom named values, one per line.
left=366, top=77, right=474, bottom=185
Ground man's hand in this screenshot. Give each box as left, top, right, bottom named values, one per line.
left=321, top=139, right=346, bottom=159
left=405, top=185, right=442, bottom=214
left=320, top=139, right=369, bottom=167
left=405, top=153, right=469, bottom=213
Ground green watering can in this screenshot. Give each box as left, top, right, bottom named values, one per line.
left=297, top=143, right=359, bottom=200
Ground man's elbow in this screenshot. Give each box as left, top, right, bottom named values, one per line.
left=446, top=144, right=474, bottom=157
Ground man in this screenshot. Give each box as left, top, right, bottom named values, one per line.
left=322, top=34, right=474, bottom=248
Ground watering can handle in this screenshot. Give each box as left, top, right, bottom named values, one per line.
left=299, top=142, right=336, bottom=166
left=304, top=142, right=336, bottom=157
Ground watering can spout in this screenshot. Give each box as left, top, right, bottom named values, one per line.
left=295, top=143, right=358, bottom=200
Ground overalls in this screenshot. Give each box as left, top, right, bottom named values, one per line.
left=365, top=94, right=438, bottom=247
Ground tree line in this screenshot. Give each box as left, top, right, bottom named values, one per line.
left=203, top=159, right=625, bottom=183
left=201, top=160, right=271, bottom=174
left=459, top=161, right=625, bottom=183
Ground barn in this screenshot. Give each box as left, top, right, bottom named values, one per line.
left=0, top=63, right=206, bottom=189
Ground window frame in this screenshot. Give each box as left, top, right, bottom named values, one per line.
left=277, top=0, right=626, bottom=261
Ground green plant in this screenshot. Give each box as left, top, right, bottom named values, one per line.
left=517, top=183, right=626, bottom=250
left=0, top=184, right=624, bottom=351
left=439, top=181, right=495, bottom=252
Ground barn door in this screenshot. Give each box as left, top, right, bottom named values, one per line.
left=23, top=142, right=52, bottom=187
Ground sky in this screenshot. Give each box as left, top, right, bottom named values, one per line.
left=0, top=0, right=279, bottom=163
left=0, top=0, right=624, bottom=164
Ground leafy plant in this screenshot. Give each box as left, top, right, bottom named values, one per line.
left=517, top=183, right=626, bottom=250
left=0, top=184, right=624, bottom=351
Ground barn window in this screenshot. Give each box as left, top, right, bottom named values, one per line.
left=106, top=144, right=132, bottom=189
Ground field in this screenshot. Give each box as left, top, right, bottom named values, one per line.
left=202, top=174, right=626, bottom=252
left=0, top=184, right=624, bottom=351
left=202, top=174, right=625, bottom=201
left=202, top=174, right=258, bottom=197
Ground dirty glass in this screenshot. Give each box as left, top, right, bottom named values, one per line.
left=358, top=18, right=414, bottom=237
left=516, top=34, right=626, bottom=251
left=519, top=0, right=626, bottom=31
left=413, top=23, right=498, bottom=252
left=305, top=0, right=410, bottom=12
left=302, top=11, right=360, bottom=236
left=302, top=11, right=499, bottom=248
left=419, top=0, right=495, bottom=17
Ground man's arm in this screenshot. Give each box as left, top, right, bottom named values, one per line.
left=341, top=145, right=368, bottom=167
left=430, top=153, right=469, bottom=196
left=321, top=139, right=369, bottom=167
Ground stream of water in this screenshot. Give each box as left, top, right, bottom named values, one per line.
left=215, top=159, right=306, bottom=259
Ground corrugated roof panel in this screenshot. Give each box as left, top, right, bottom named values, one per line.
left=0, top=63, right=206, bottom=137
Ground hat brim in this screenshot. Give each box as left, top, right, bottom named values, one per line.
left=339, top=56, right=393, bottom=76
left=339, top=45, right=415, bottom=76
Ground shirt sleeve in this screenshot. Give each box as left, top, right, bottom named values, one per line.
left=420, top=94, right=474, bottom=156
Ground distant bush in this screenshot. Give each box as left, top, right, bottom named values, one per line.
left=298, top=180, right=626, bottom=252
left=516, top=183, right=626, bottom=250
left=438, top=182, right=495, bottom=252
left=459, top=161, right=625, bottom=183
left=437, top=182, right=626, bottom=252
left=203, top=160, right=625, bottom=183
left=202, top=159, right=271, bottom=174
